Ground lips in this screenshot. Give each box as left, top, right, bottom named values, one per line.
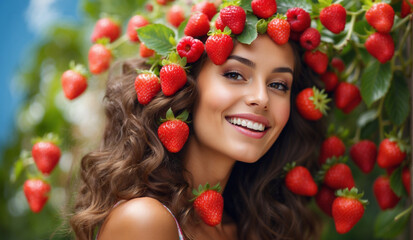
left=225, top=113, right=270, bottom=139
left=227, top=117, right=266, bottom=131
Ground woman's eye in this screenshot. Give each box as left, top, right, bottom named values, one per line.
left=223, top=71, right=244, bottom=81
left=268, top=82, right=289, bottom=92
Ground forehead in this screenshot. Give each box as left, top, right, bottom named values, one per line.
left=231, top=34, right=295, bottom=70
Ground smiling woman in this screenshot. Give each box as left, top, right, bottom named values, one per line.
left=70, top=3, right=325, bottom=240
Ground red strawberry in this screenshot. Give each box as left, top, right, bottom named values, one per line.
left=299, top=27, right=321, bottom=50
left=61, top=63, right=88, bottom=100
left=267, top=17, right=290, bottom=45
left=320, top=4, right=347, bottom=34
left=286, top=7, right=311, bottom=32
left=319, top=136, right=346, bottom=165
left=295, top=87, right=330, bottom=121
left=284, top=163, right=318, bottom=196
left=24, top=179, right=51, bottom=213
left=176, top=36, right=204, bottom=63
left=140, top=42, right=155, bottom=58
left=191, top=1, right=217, bottom=20
left=320, top=72, right=339, bottom=92
left=167, top=5, right=186, bottom=28
left=32, top=137, right=61, bottom=175
left=88, top=43, right=112, bottom=75
left=373, top=175, right=400, bottom=210
left=401, top=0, right=413, bottom=18
left=220, top=5, right=246, bottom=35
left=160, top=63, right=187, bottom=96
left=402, top=167, right=411, bottom=195
left=205, top=30, right=234, bottom=65
left=134, top=72, right=161, bottom=105
left=331, top=57, right=345, bottom=73
left=145, top=3, right=154, bottom=12
left=91, top=18, right=121, bottom=43
left=215, top=16, right=225, bottom=31
left=192, top=183, right=224, bottom=226
left=127, top=15, right=149, bottom=42
left=323, top=162, right=355, bottom=190
left=332, top=188, right=367, bottom=234
left=158, top=108, right=190, bottom=153
left=365, top=32, right=394, bottom=64
left=350, top=140, right=377, bottom=174
left=251, top=0, right=277, bottom=19
left=334, top=82, right=361, bottom=114
left=156, top=0, right=167, bottom=5
left=303, top=50, right=328, bottom=74
left=365, top=3, right=395, bottom=33
left=316, top=185, right=336, bottom=217
left=184, top=12, right=210, bottom=37
left=377, top=138, right=407, bottom=168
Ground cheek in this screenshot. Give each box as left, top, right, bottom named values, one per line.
left=271, top=97, right=291, bottom=128
left=197, top=83, right=238, bottom=115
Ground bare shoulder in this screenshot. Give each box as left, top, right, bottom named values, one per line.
left=98, top=197, right=180, bottom=240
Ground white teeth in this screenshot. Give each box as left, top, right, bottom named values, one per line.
left=228, top=117, right=265, bottom=131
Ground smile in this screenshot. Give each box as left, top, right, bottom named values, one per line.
left=227, top=117, right=265, bottom=132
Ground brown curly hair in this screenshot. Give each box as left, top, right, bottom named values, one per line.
left=70, top=41, right=325, bottom=240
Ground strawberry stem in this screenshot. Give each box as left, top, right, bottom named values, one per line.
left=109, top=34, right=128, bottom=50
left=394, top=205, right=412, bottom=221
left=333, top=12, right=357, bottom=51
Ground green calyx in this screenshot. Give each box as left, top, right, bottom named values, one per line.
left=160, top=107, right=189, bottom=123
left=257, top=19, right=268, bottom=34
left=220, top=0, right=241, bottom=10
left=191, top=182, right=222, bottom=202
left=283, top=161, right=297, bottom=173
left=136, top=69, right=157, bottom=76
left=95, top=37, right=111, bottom=46
left=208, top=26, right=232, bottom=36
left=31, top=133, right=61, bottom=145
left=161, top=51, right=187, bottom=68
left=316, top=156, right=347, bottom=182
left=309, top=86, right=331, bottom=116
left=386, top=130, right=411, bottom=154
left=336, top=187, right=369, bottom=207
left=69, top=61, right=88, bottom=77
left=318, top=0, right=334, bottom=9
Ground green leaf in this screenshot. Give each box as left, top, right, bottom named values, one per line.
left=137, top=24, right=176, bottom=56
left=357, top=109, right=378, bottom=128
left=277, top=0, right=313, bottom=14
left=240, top=0, right=253, bottom=12
left=360, top=61, right=392, bottom=107
left=390, top=166, right=408, bottom=197
left=177, top=18, right=189, bottom=40
left=384, top=72, right=410, bottom=126
left=237, top=13, right=258, bottom=44
left=374, top=206, right=410, bottom=238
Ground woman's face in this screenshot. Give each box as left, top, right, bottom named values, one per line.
left=190, top=34, right=295, bottom=163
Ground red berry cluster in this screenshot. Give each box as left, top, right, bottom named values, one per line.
left=53, top=0, right=412, bottom=233
left=16, top=134, right=62, bottom=213
left=284, top=129, right=411, bottom=234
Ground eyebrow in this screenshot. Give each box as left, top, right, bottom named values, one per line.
left=227, top=55, right=294, bottom=75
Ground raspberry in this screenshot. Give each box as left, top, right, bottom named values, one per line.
left=299, top=27, right=321, bottom=50
left=176, top=36, right=205, bottom=63
left=286, top=8, right=311, bottom=32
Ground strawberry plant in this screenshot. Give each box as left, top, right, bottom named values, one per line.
left=4, top=0, right=413, bottom=238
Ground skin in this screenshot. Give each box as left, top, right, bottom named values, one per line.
left=98, top=35, right=295, bottom=240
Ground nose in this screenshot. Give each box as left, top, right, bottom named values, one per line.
left=244, top=78, right=269, bottom=110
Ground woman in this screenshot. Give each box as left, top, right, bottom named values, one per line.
left=70, top=10, right=324, bottom=240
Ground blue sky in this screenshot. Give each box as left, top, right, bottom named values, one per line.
left=0, top=0, right=79, bottom=146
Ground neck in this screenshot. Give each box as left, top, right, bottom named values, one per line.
left=183, top=135, right=236, bottom=192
